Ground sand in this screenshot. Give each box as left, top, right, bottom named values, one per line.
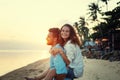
left=0, top=58, right=120, bottom=80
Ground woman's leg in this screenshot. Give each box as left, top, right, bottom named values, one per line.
left=66, top=67, right=75, bottom=80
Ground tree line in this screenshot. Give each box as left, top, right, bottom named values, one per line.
left=74, top=0, right=120, bottom=44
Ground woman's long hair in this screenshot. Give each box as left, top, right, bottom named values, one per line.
left=59, top=24, right=81, bottom=47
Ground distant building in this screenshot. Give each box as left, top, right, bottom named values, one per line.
left=110, top=30, right=120, bottom=50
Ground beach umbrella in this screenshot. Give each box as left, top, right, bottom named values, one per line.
left=84, top=41, right=96, bottom=47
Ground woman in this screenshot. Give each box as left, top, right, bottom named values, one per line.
left=52, top=24, right=84, bottom=79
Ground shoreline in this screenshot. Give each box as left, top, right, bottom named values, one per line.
left=0, top=58, right=49, bottom=77
left=0, top=58, right=120, bottom=80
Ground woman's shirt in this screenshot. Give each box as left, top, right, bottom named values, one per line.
left=64, top=40, right=84, bottom=77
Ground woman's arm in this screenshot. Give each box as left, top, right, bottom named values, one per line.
left=51, top=48, right=70, bottom=66
left=59, top=49, right=70, bottom=66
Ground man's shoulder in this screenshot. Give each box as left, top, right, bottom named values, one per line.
left=54, top=44, right=62, bottom=48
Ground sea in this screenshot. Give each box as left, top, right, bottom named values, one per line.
left=0, top=50, right=50, bottom=76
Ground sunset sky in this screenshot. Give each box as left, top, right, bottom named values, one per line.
left=0, top=0, right=118, bottom=50
left=0, top=0, right=119, bottom=76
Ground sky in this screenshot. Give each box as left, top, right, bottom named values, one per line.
left=0, top=0, right=118, bottom=76
left=0, top=0, right=118, bottom=50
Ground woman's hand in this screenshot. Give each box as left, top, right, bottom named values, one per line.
left=50, top=48, right=63, bottom=55
left=50, top=48, right=70, bottom=66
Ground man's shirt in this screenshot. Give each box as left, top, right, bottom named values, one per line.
left=50, top=44, right=67, bottom=74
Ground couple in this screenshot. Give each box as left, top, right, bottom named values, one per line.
left=25, top=24, right=84, bottom=80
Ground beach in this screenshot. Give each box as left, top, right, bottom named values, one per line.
left=0, top=58, right=120, bottom=80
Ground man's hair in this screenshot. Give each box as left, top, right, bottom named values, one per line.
left=49, top=28, right=60, bottom=39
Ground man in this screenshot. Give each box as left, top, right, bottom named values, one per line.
left=25, top=28, right=68, bottom=80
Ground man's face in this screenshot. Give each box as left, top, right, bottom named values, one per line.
left=46, top=32, right=54, bottom=45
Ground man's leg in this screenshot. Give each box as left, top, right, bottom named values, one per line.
left=43, top=69, right=56, bottom=80
left=35, top=68, right=50, bottom=80
left=55, top=74, right=66, bottom=80
left=43, top=69, right=66, bottom=80
left=24, top=68, right=50, bottom=80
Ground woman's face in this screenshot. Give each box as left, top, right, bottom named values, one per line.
left=61, top=26, right=70, bottom=40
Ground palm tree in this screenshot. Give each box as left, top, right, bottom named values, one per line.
left=74, top=17, right=89, bottom=42
left=87, top=3, right=101, bottom=21
left=117, top=1, right=120, bottom=5
left=103, top=5, right=120, bottom=30
left=100, top=0, right=110, bottom=11
left=74, top=22, right=82, bottom=38
left=87, top=2, right=103, bottom=40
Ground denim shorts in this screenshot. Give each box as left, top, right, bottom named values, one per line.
left=65, top=67, right=77, bottom=80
